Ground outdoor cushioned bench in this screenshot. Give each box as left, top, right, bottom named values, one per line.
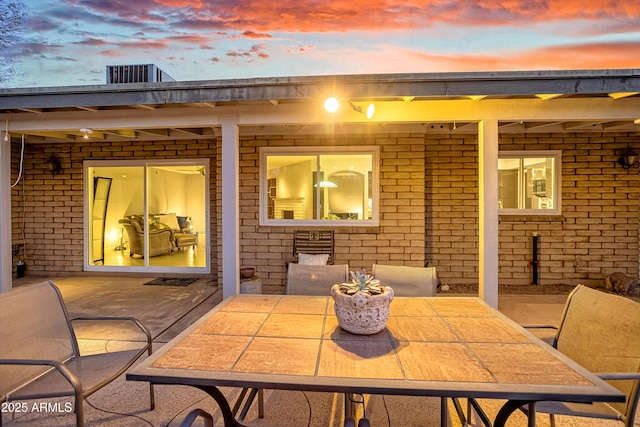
left=0, top=280, right=154, bottom=427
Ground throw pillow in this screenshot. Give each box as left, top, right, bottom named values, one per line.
left=177, top=216, right=189, bottom=230
left=157, top=213, right=180, bottom=231
left=297, top=253, right=329, bottom=265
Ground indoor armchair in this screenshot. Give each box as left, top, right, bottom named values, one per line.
left=119, top=215, right=174, bottom=258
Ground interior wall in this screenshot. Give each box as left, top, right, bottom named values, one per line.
left=186, top=174, right=206, bottom=233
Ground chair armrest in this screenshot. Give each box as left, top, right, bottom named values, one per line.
left=0, top=358, right=83, bottom=399
left=70, top=316, right=153, bottom=349
left=595, top=372, right=640, bottom=381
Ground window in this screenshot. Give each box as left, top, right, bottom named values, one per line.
left=84, top=160, right=209, bottom=273
left=498, top=151, right=561, bottom=215
left=260, top=147, right=379, bottom=226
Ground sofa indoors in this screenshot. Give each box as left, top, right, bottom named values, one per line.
left=119, top=213, right=197, bottom=258
left=119, top=215, right=174, bottom=258
left=155, top=213, right=198, bottom=252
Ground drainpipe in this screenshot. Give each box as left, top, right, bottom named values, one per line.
left=532, top=232, right=539, bottom=285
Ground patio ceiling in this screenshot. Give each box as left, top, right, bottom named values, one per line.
left=1, top=69, right=640, bottom=143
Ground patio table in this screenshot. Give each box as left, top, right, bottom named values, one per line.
left=127, top=294, right=624, bottom=427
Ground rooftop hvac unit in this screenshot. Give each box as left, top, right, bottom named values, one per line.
left=106, top=64, right=175, bottom=84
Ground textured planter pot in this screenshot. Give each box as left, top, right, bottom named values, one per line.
left=330, top=284, right=394, bottom=335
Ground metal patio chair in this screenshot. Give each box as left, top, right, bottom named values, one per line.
left=521, top=285, right=640, bottom=427
left=286, top=263, right=349, bottom=295
left=371, top=263, right=438, bottom=296
left=467, top=285, right=640, bottom=427
left=0, top=280, right=154, bottom=427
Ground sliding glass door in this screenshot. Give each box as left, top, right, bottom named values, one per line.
left=84, top=160, right=209, bottom=273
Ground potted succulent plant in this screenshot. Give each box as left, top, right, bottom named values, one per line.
left=330, top=269, right=394, bottom=335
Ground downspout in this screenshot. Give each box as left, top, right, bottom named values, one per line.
left=0, top=119, right=12, bottom=292
left=532, top=232, right=539, bottom=285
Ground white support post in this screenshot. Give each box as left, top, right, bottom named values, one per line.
left=221, top=118, right=240, bottom=299
left=478, top=119, right=499, bottom=308
left=0, top=130, right=12, bottom=293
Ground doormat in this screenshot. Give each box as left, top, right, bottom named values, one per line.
left=143, top=277, right=199, bottom=286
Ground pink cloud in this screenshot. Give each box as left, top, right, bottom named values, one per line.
left=115, top=39, right=169, bottom=49
left=73, top=38, right=110, bottom=46
left=99, top=49, right=125, bottom=58
left=241, top=30, right=273, bottom=39
left=226, top=44, right=270, bottom=60
left=62, top=0, right=640, bottom=35
left=387, top=40, right=640, bottom=72
left=168, top=34, right=212, bottom=44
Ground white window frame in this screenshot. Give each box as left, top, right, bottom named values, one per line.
left=260, top=146, right=380, bottom=227
left=83, top=159, right=210, bottom=274
left=498, top=150, right=562, bottom=216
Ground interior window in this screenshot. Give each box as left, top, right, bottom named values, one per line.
left=85, top=161, right=209, bottom=272
left=262, top=148, right=378, bottom=226
left=498, top=151, right=561, bottom=215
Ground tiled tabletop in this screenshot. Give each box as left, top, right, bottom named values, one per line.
left=130, top=294, right=622, bottom=403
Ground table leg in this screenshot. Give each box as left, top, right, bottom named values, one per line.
left=527, top=402, right=536, bottom=427
left=440, top=397, right=450, bottom=427
left=494, top=400, right=530, bottom=427
left=195, top=385, right=250, bottom=427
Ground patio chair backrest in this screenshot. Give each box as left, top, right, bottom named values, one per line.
left=554, top=285, right=640, bottom=421
left=286, top=263, right=349, bottom=296
left=292, top=230, right=335, bottom=265
left=0, top=281, right=78, bottom=397
left=371, top=264, right=438, bottom=296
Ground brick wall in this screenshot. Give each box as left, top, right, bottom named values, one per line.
left=497, top=133, right=640, bottom=287
left=425, top=134, right=480, bottom=283
left=238, top=133, right=427, bottom=294
left=10, top=138, right=219, bottom=280
left=10, top=131, right=639, bottom=291
left=426, top=132, right=640, bottom=287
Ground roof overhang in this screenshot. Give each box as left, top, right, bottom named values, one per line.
left=1, top=69, right=640, bottom=142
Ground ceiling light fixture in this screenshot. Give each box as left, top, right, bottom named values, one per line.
left=80, top=128, right=93, bottom=139
left=314, top=180, right=338, bottom=188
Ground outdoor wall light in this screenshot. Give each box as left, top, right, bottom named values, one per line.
left=324, top=97, right=339, bottom=113
left=45, top=155, right=62, bottom=176
left=366, top=103, right=375, bottom=119
left=324, top=98, right=375, bottom=119
left=617, top=148, right=638, bottom=169
left=349, top=102, right=375, bottom=119
left=80, top=128, right=93, bottom=139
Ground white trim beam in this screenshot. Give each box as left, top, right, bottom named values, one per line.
left=3, top=97, right=640, bottom=133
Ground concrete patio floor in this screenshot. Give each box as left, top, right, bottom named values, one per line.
left=2, top=276, right=637, bottom=427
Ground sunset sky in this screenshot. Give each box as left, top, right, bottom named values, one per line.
left=11, top=0, right=640, bottom=88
